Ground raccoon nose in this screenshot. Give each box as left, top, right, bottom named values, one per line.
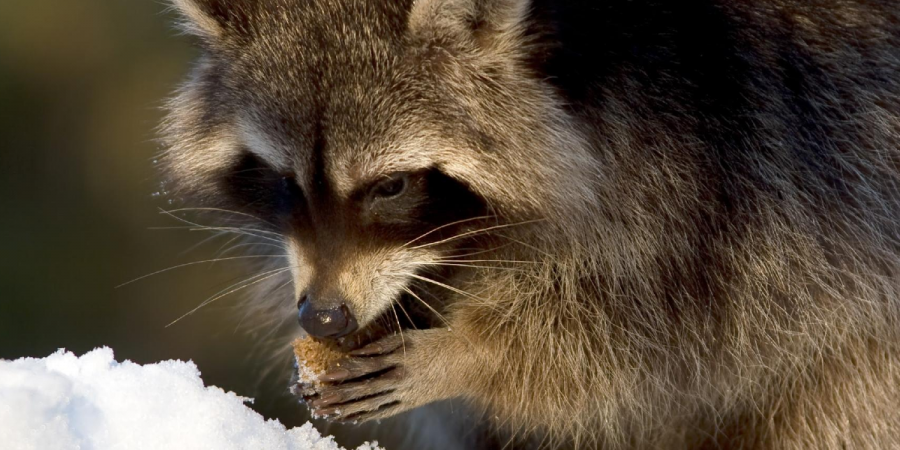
left=297, top=296, right=358, bottom=339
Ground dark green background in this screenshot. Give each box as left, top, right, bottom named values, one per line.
left=0, top=1, right=395, bottom=447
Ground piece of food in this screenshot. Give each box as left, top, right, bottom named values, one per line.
left=292, top=336, right=345, bottom=387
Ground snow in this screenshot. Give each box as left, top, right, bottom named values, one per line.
left=0, top=348, right=382, bottom=450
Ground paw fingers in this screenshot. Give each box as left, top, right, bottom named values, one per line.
left=318, top=397, right=401, bottom=423
left=348, top=335, right=407, bottom=356
left=310, top=374, right=399, bottom=408
left=320, top=355, right=399, bottom=382
left=340, top=401, right=402, bottom=423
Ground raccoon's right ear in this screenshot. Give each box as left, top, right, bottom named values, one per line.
left=170, top=0, right=254, bottom=41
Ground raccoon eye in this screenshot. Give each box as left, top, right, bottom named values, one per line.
left=371, top=173, right=409, bottom=199
left=221, top=150, right=306, bottom=225
left=274, top=175, right=305, bottom=214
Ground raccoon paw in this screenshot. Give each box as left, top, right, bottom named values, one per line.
left=306, top=333, right=415, bottom=423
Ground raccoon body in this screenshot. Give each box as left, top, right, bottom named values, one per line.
left=162, top=0, right=900, bottom=448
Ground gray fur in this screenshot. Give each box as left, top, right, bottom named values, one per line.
left=161, top=0, right=900, bottom=448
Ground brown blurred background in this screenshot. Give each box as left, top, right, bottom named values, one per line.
left=0, top=1, right=389, bottom=446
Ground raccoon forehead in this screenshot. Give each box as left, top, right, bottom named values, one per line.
left=237, top=114, right=440, bottom=198
left=327, top=137, right=444, bottom=197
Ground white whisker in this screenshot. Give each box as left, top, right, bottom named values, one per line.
left=158, top=208, right=285, bottom=242
left=163, top=207, right=278, bottom=228
left=117, top=255, right=289, bottom=288
left=166, top=267, right=293, bottom=328
left=402, top=215, right=497, bottom=247
left=395, top=299, right=417, bottom=331
left=401, top=273, right=493, bottom=305
left=410, top=219, right=545, bottom=250
left=390, top=303, right=407, bottom=356
left=400, top=285, right=477, bottom=350
left=215, top=241, right=287, bottom=258
left=400, top=286, right=453, bottom=330
left=434, top=258, right=539, bottom=265
left=412, top=261, right=527, bottom=272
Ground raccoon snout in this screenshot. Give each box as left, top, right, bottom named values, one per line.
left=297, top=295, right=359, bottom=339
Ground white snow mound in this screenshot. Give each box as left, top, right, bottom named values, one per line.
left=0, top=347, right=382, bottom=450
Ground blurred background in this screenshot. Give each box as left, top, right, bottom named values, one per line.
left=0, top=1, right=389, bottom=447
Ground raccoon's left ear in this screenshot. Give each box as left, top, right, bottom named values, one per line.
left=409, top=0, right=531, bottom=51
left=170, top=0, right=254, bottom=41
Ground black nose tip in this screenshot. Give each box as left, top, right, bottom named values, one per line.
left=297, top=298, right=358, bottom=339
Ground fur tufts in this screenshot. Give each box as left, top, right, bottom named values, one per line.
left=169, top=0, right=256, bottom=40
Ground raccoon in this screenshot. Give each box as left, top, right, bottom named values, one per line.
left=161, top=0, right=900, bottom=448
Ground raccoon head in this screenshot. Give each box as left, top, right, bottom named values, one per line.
left=161, top=0, right=596, bottom=339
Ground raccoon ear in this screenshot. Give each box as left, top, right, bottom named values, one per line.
left=170, top=0, right=253, bottom=40
left=410, top=0, right=531, bottom=50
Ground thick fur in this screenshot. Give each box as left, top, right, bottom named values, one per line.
left=161, top=0, right=900, bottom=448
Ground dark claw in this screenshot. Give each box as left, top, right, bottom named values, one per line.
left=316, top=406, right=340, bottom=416
left=319, top=368, right=352, bottom=382
left=337, top=401, right=402, bottom=424
left=319, top=355, right=400, bottom=383
left=349, top=335, right=406, bottom=356
left=309, top=392, right=342, bottom=408
left=314, top=395, right=400, bottom=421
left=349, top=342, right=384, bottom=356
